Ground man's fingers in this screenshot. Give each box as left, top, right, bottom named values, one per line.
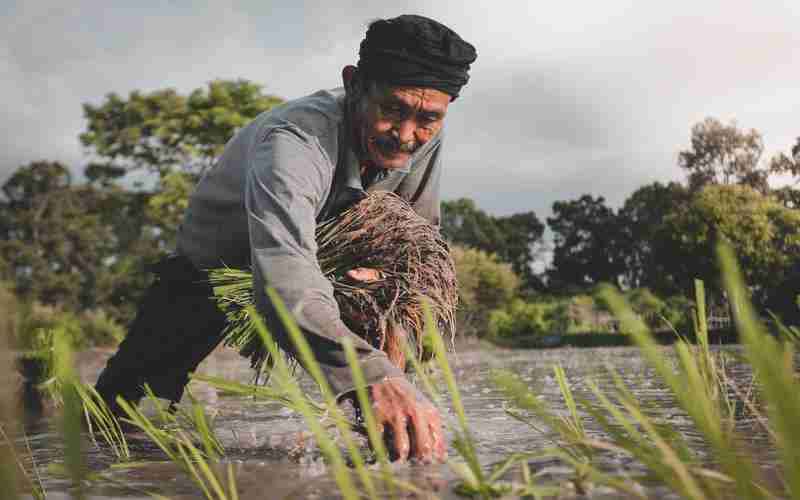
left=389, top=416, right=410, bottom=461
left=430, top=416, right=447, bottom=462
left=408, top=411, right=434, bottom=463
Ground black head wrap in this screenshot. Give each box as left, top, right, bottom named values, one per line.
left=357, top=15, right=477, bottom=99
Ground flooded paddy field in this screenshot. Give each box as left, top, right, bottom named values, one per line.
left=20, top=343, right=768, bottom=499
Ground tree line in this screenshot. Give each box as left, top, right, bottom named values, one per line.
left=1, top=79, right=799, bottom=343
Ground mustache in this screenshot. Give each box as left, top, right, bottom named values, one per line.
left=372, top=134, right=418, bottom=155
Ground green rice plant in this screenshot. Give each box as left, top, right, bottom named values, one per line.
left=114, top=388, right=237, bottom=500
left=0, top=293, right=46, bottom=500
left=402, top=304, right=564, bottom=499
left=209, top=191, right=458, bottom=379
left=490, top=243, right=800, bottom=499
left=599, top=280, right=767, bottom=499
left=189, top=373, right=326, bottom=417
left=74, top=383, right=130, bottom=461
left=52, top=328, right=87, bottom=499
left=341, top=337, right=395, bottom=497
left=257, top=289, right=374, bottom=499
left=718, top=242, right=800, bottom=498
left=491, top=368, right=647, bottom=499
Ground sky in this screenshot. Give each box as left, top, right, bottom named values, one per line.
left=3, top=0, right=799, bottom=218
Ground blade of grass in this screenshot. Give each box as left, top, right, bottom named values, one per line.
left=264, top=288, right=376, bottom=498
left=717, top=242, right=800, bottom=499
left=342, top=337, right=396, bottom=499
left=245, top=301, right=360, bottom=500
left=598, top=284, right=765, bottom=499
left=53, top=330, right=86, bottom=499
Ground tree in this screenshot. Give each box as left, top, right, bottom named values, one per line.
left=450, top=245, right=520, bottom=336
left=678, top=117, right=770, bottom=193
left=770, top=136, right=800, bottom=209
left=546, top=195, right=626, bottom=290
left=665, top=184, right=800, bottom=315
left=769, top=136, right=800, bottom=179
left=80, top=79, right=284, bottom=177
left=441, top=198, right=545, bottom=290
left=0, top=162, right=115, bottom=310
left=0, top=161, right=161, bottom=324
left=441, top=198, right=505, bottom=251
left=617, top=182, right=691, bottom=293
left=145, top=171, right=194, bottom=251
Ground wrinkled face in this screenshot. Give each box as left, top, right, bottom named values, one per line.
left=350, top=81, right=451, bottom=170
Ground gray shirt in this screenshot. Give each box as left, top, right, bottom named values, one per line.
left=176, top=87, right=444, bottom=394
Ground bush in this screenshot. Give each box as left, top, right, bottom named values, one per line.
left=451, top=245, right=520, bottom=336
left=661, top=294, right=693, bottom=333
left=15, top=303, right=125, bottom=355
left=487, top=299, right=554, bottom=339
left=16, top=303, right=85, bottom=354
left=79, top=309, right=125, bottom=346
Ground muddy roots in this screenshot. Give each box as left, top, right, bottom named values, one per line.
left=209, top=191, right=458, bottom=377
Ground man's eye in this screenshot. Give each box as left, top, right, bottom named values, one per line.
left=421, top=117, right=439, bottom=129
left=382, top=104, right=403, bottom=115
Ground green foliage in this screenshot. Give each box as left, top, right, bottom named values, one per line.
left=80, top=79, right=284, bottom=176
left=487, top=299, right=553, bottom=339
left=666, top=184, right=800, bottom=308
left=78, top=309, right=125, bottom=346
left=0, top=162, right=115, bottom=310
left=617, top=181, right=691, bottom=293
left=450, top=245, right=520, bottom=336
left=547, top=194, right=626, bottom=291
left=16, top=304, right=83, bottom=353
left=145, top=170, right=194, bottom=250
left=14, top=303, right=124, bottom=371
left=0, top=162, right=158, bottom=325
left=442, top=199, right=544, bottom=290
left=491, top=267, right=797, bottom=499
left=678, top=117, right=770, bottom=193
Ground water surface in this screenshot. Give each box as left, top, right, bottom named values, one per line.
left=21, top=343, right=766, bottom=499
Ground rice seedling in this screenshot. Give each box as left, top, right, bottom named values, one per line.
left=253, top=289, right=376, bottom=499
left=0, top=313, right=46, bottom=499
left=112, top=387, right=238, bottom=500
left=403, top=304, right=563, bottom=499
left=209, top=191, right=458, bottom=378
left=52, top=328, right=87, bottom=499
left=489, top=241, right=800, bottom=499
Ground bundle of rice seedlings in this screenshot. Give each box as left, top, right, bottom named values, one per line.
left=208, top=191, right=458, bottom=378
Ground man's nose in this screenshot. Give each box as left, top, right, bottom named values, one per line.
left=396, top=119, right=416, bottom=144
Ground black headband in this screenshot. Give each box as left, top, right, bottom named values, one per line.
left=357, top=15, right=477, bottom=99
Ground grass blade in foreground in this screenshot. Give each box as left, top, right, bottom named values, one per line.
left=53, top=329, right=87, bottom=499
left=597, top=281, right=767, bottom=499
left=244, top=300, right=361, bottom=500
left=718, top=242, right=800, bottom=499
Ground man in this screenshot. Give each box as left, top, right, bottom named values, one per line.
left=95, top=14, right=476, bottom=464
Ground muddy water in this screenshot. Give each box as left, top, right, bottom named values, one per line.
left=21, top=344, right=765, bottom=499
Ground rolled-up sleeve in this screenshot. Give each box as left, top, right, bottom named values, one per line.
left=245, top=127, right=403, bottom=395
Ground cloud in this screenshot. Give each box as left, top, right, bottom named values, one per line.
left=1, top=0, right=798, bottom=218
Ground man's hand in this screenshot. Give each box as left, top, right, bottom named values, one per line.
left=368, top=377, right=447, bottom=463
left=344, top=266, right=446, bottom=462
left=345, top=267, right=382, bottom=283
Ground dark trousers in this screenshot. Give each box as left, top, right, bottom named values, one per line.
left=94, top=255, right=228, bottom=413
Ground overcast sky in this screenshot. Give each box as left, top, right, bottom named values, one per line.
left=3, top=1, right=799, bottom=217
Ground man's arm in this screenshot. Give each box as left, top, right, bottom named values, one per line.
left=245, top=126, right=446, bottom=463
left=245, top=127, right=404, bottom=394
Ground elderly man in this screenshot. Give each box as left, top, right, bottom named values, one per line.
left=95, top=14, right=476, bottom=463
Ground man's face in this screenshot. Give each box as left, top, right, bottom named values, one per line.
left=353, top=83, right=451, bottom=170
